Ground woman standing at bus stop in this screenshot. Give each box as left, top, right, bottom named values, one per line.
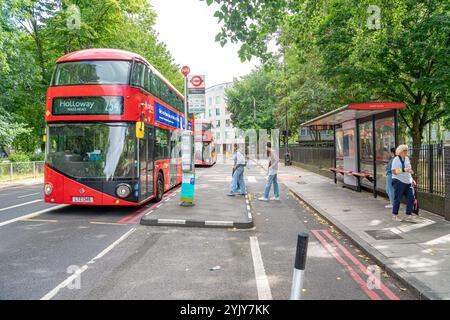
left=391, top=145, right=417, bottom=222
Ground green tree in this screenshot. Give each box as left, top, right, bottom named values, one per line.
left=225, top=68, right=277, bottom=130
left=0, top=0, right=183, bottom=154
left=205, top=0, right=450, bottom=148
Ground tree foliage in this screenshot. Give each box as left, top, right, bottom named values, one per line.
left=225, top=68, right=277, bottom=130
left=0, top=0, right=183, bottom=153
left=205, top=0, right=450, bottom=147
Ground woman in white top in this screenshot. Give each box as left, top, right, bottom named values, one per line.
left=390, top=145, right=416, bottom=222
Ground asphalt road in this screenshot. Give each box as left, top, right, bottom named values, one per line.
left=0, top=163, right=416, bottom=300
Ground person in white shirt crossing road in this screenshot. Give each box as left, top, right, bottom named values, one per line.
left=228, top=143, right=247, bottom=196
left=258, top=142, right=280, bottom=201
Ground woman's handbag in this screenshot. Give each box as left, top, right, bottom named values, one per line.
left=412, top=186, right=420, bottom=215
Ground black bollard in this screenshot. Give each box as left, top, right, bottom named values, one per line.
left=290, top=233, right=309, bottom=300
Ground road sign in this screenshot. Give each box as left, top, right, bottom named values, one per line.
left=187, top=75, right=206, bottom=114
left=181, top=66, right=190, bottom=77
left=189, top=75, right=204, bottom=88
left=188, top=75, right=205, bottom=92
left=188, top=95, right=206, bottom=113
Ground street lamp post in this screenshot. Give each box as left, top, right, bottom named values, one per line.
left=284, top=103, right=291, bottom=166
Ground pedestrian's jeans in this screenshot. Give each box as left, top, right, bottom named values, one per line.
left=263, top=174, right=279, bottom=199
left=386, top=174, right=394, bottom=205
left=230, top=165, right=246, bottom=194
left=392, top=179, right=414, bottom=215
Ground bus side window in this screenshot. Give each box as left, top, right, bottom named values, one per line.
left=131, top=63, right=145, bottom=88
left=144, top=67, right=151, bottom=93
left=151, top=72, right=159, bottom=98
left=155, top=128, right=169, bottom=160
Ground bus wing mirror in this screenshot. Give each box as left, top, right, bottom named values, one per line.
left=136, top=121, right=145, bottom=139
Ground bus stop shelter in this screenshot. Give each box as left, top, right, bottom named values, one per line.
left=301, top=102, right=407, bottom=198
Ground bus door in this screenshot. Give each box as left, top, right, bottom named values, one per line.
left=139, top=126, right=154, bottom=201
left=169, top=131, right=180, bottom=187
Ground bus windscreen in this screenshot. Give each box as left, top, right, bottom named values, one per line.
left=52, top=60, right=131, bottom=86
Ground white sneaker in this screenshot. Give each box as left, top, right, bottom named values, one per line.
left=258, top=197, right=269, bottom=201
left=385, top=204, right=393, bottom=209
left=270, top=197, right=280, bottom=201
left=404, top=215, right=418, bottom=223
left=392, top=215, right=402, bottom=222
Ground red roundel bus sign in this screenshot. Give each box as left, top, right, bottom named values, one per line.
left=189, top=75, right=204, bottom=87
left=181, top=66, right=190, bottom=77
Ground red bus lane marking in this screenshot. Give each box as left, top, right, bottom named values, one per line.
left=311, top=230, right=382, bottom=300
left=320, top=230, right=400, bottom=300
left=117, top=189, right=177, bottom=224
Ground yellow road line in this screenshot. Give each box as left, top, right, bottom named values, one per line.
left=21, top=218, right=58, bottom=223
left=90, top=221, right=126, bottom=226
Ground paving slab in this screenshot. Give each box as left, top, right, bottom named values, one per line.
left=140, top=164, right=253, bottom=229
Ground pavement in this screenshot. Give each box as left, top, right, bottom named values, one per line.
left=263, top=159, right=450, bottom=300
left=140, top=164, right=253, bottom=229
left=0, top=178, right=43, bottom=190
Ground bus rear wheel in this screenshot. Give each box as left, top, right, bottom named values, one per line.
left=155, top=173, right=164, bottom=202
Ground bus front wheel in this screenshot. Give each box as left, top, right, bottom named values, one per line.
left=155, top=173, right=164, bottom=202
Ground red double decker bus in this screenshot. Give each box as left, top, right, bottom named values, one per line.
left=194, top=119, right=216, bottom=166
left=44, top=48, right=193, bottom=206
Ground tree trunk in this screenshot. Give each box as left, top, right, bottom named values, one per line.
left=30, top=16, right=46, bottom=85
left=410, top=116, right=423, bottom=183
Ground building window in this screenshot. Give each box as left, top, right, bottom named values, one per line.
left=215, top=96, right=221, bottom=104
left=216, top=108, right=221, bottom=116
left=226, top=119, right=231, bottom=127
left=208, top=97, right=213, bottom=106
left=215, top=132, right=221, bottom=140
left=216, top=120, right=220, bottom=127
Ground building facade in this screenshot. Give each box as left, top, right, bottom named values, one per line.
left=196, top=82, right=244, bottom=157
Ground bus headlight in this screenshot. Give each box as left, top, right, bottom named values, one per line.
left=116, top=184, right=131, bottom=198
left=44, top=183, right=53, bottom=196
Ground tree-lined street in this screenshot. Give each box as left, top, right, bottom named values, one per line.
left=0, top=0, right=449, bottom=308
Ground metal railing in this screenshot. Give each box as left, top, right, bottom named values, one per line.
left=288, top=146, right=334, bottom=170
left=409, top=142, right=445, bottom=197
left=0, top=161, right=45, bottom=182
left=286, top=143, right=446, bottom=197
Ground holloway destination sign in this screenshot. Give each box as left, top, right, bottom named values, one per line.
left=53, top=96, right=123, bottom=115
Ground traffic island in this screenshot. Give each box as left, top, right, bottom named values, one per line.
left=140, top=164, right=253, bottom=229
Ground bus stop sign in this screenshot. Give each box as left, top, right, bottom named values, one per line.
left=181, top=66, right=190, bottom=77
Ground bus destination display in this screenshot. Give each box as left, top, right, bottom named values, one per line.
left=52, top=96, right=124, bottom=115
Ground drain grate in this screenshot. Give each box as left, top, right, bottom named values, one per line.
left=365, top=229, right=403, bottom=240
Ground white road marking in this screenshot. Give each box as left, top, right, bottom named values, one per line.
left=0, top=205, right=68, bottom=228
left=40, top=228, right=136, bottom=300
left=205, top=220, right=233, bottom=227
left=17, top=192, right=40, bottom=199
left=144, top=210, right=154, bottom=216
left=157, top=219, right=186, bottom=224
left=249, top=236, right=272, bottom=300
left=88, top=228, right=136, bottom=263
left=0, top=199, right=43, bottom=212
left=40, top=265, right=89, bottom=301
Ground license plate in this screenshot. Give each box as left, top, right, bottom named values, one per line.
left=72, top=197, right=94, bottom=203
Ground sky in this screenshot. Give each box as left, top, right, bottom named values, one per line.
left=150, top=0, right=258, bottom=88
